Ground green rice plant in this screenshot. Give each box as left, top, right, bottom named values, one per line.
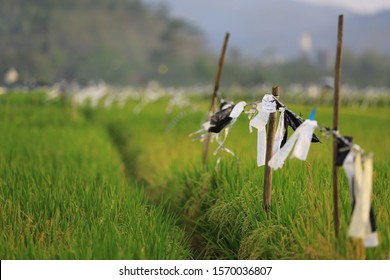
left=0, top=95, right=191, bottom=259
left=94, top=96, right=389, bottom=260
left=2, top=91, right=387, bottom=260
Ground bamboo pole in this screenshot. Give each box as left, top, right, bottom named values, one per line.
left=202, top=32, right=230, bottom=164
left=333, top=15, right=344, bottom=238
left=263, top=86, right=280, bottom=211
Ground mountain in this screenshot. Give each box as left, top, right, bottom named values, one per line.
left=0, top=0, right=210, bottom=85
left=143, top=0, right=390, bottom=60
left=344, top=11, right=390, bottom=54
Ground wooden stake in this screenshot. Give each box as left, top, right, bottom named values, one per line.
left=202, top=32, right=230, bottom=164
left=263, top=86, right=280, bottom=211
left=333, top=15, right=344, bottom=238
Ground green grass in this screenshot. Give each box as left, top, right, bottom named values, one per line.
left=0, top=94, right=191, bottom=259
left=89, top=94, right=389, bottom=260
left=0, top=91, right=388, bottom=260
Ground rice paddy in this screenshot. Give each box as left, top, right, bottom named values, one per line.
left=0, top=89, right=389, bottom=259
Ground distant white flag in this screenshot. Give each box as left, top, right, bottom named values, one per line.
left=4, top=68, right=18, bottom=84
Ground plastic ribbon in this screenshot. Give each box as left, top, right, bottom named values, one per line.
left=249, top=95, right=276, bottom=166
left=273, top=107, right=285, bottom=154
left=261, top=94, right=277, bottom=112
left=189, top=120, right=211, bottom=142
left=229, top=101, right=247, bottom=119
left=211, top=101, right=247, bottom=157
left=268, top=119, right=318, bottom=170
left=190, top=100, right=246, bottom=160
left=209, top=104, right=234, bottom=133
left=282, top=109, right=320, bottom=147
left=345, top=149, right=378, bottom=247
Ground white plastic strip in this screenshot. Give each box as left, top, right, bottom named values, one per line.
left=273, top=107, right=285, bottom=154
left=249, top=103, right=270, bottom=166
left=268, top=120, right=317, bottom=170
left=229, top=101, right=247, bottom=119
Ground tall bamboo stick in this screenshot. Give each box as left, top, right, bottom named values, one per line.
left=333, top=15, right=344, bottom=238
left=202, top=32, right=230, bottom=164
left=263, top=86, right=280, bottom=211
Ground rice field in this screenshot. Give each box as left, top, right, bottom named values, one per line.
left=0, top=92, right=191, bottom=259
left=0, top=89, right=389, bottom=259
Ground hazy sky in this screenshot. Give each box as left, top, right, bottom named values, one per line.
left=296, top=0, right=390, bottom=14
left=145, top=0, right=390, bottom=14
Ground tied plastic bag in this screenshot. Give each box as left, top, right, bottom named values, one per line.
left=268, top=119, right=318, bottom=170
left=345, top=150, right=378, bottom=247
left=249, top=94, right=276, bottom=166
left=273, top=107, right=285, bottom=154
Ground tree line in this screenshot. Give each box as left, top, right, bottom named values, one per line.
left=1, top=0, right=389, bottom=88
